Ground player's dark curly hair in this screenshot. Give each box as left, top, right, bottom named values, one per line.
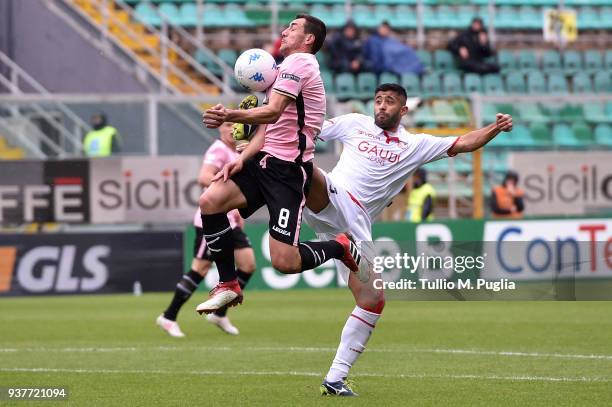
left=375, top=83, right=407, bottom=103
left=296, top=14, right=327, bottom=55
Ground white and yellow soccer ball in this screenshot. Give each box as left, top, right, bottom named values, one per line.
left=234, top=48, right=278, bottom=92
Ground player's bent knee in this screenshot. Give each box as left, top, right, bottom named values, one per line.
left=198, top=194, right=217, bottom=214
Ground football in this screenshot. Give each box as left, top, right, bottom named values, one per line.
left=234, top=48, right=278, bottom=92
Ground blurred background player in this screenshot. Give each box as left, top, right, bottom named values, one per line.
left=157, top=122, right=256, bottom=337
left=490, top=170, right=525, bottom=219
left=83, top=113, right=121, bottom=157
left=198, top=15, right=364, bottom=314
left=304, top=83, right=512, bottom=396
left=406, top=168, right=436, bottom=223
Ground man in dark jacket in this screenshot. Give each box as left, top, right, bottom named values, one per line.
left=328, top=20, right=363, bottom=74
left=448, top=17, right=500, bottom=75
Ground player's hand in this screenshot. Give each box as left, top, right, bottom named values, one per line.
left=213, top=158, right=243, bottom=182
left=203, top=104, right=228, bottom=128
left=235, top=141, right=249, bottom=153
left=495, top=113, right=513, bottom=132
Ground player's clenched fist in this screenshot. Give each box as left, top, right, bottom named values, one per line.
left=203, top=104, right=228, bottom=129
left=495, top=113, right=513, bottom=132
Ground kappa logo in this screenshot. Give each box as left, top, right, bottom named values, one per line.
left=280, top=73, right=301, bottom=83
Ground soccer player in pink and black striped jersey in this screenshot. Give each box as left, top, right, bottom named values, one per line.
left=197, top=15, right=367, bottom=315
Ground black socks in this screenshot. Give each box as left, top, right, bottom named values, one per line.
left=201, top=213, right=237, bottom=282
left=298, top=241, right=344, bottom=271
left=163, top=269, right=204, bottom=321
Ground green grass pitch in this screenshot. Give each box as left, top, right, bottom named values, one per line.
left=1, top=289, right=611, bottom=406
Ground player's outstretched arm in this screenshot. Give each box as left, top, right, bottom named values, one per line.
left=449, top=113, right=512, bottom=155
left=203, top=92, right=293, bottom=128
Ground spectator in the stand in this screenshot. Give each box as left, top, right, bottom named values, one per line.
left=491, top=170, right=525, bottom=219
left=363, top=21, right=424, bottom=76
left=406, top=168, right=436, bottom=223
left=328, top=20, right=363, bottom=74
left=83, top=113, right=121, bottom=157
left=448, top=17, right=500, bottom=75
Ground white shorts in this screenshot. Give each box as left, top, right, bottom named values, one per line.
left=303, top=171, right=373, bottom=283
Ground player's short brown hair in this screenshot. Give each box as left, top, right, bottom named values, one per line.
left=375, top=83, right=408, bottom=104
left=296, top=14, right=327, bottom=55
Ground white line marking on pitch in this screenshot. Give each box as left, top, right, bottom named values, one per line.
left=0, top=367, right=609, bottom=383
left=1, top=346, right=611, bottom=361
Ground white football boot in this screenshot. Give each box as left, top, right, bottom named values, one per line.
left=156, top=314, right=185, bottom=338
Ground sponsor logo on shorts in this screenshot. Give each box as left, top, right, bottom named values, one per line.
left=272, top=225, right=291, bottom=236
left=280, top=73, right=301, bottom=82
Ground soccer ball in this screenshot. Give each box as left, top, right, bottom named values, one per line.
left=234, top=49, right=278, bottom=92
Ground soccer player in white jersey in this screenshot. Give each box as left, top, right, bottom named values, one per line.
left=302, top=83, right=513, bottom=396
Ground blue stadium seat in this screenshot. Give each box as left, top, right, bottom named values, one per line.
left=547, top=72, right=568, bottom=94
left=401, top=73, right=421, bottom=96
left=593, top=71, right=611, bottom=93
left=379, top=72, right=399, bottom=86
left=563, top=50, right=583, bottom=74
left=157, top=3, right=182, bottom=25
left=335, top=73, right=357, bottom=100
left=416, top=50, right=432, bottom=69
left=464, top=73, right=483, bottom=94
left=442, top=72, right=463, bottom=96
left=519, top=6, right=541, bottom=29
left=594, top=124, right=612, bottom=147
left=433, top=50, right=455, bottom=72
left=553, top=123, right=581, bottom=148
left=390, top=6, right=417, bottom=29
left=321, top=70, right=334, bottom=93
left=584, top=50, right=603, bottom=73
left=356, top=72, right=378, bottom=99
left=572, top=72, right=593, bottom=93
left=518, top=49, right=538, bottom=72
left=542, top=50, right=562, bottom=72
left=527, top=70, right=546, bottom=94
left=530, top=122, right=553, bottom=148
left=135, top=2, right=161, bottom=26
left=422, top=73, right=442, bottom=98
left=180, top=3, right=201, bottom=27
left=506, top=71, right=526, bottom=93
left=483, top=74, right=505, bottom=94
left=497, top=50, right=516, bottom=72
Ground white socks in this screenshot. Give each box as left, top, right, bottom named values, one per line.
left=325, top=306, right=381, bottom=383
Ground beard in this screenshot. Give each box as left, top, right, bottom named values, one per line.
left=374, top=111, right=401, bottom=130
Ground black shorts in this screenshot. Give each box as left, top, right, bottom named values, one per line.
left=231, top=151, right=313, bottom=246
left=193, top=226, right=251, bottom=261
